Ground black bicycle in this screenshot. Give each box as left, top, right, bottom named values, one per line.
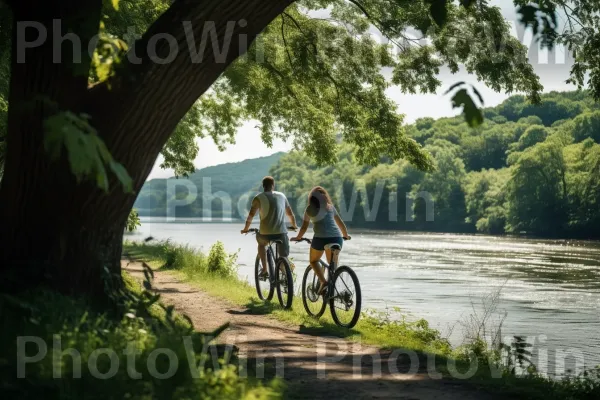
left=294, top=238, right=362, bottom=328
left=246, top=228, right=295, bottom=309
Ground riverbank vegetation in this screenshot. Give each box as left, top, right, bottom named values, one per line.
left=124, top=239, right=600, bottom=399
left=270, top=90, right=600, bottom=238
left=135, top=90, right=600, bottom=239
left=123, top=239, right=453, bottom=354
left=0, top=268, right=280, bottom=399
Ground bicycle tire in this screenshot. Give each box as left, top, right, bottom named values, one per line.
left=254, top=254, right=274, bottom=301
left=329, top=266, right=362, bottom=328
left=301, top=265, right=327, bottom=318
left=275, top=258, right=294, bottom=309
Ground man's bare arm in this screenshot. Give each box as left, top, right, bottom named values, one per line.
left=286, top=205, right=297, bottom=229
left=241, top=198, right=260, bottom=233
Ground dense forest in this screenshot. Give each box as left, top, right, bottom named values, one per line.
left=271, top=90, right=600, bottom=238
left=135, top=152, right=284, bottom=218
left=137, top=90, right=600, bottom=239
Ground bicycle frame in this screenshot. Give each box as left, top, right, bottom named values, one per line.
left=295, top=238, right=343, bottom=299
left=265, top=242, right=278, bottom=279
left=295, top=237, right=361, bottom=328
left=247, top=227, right=294, bottom=282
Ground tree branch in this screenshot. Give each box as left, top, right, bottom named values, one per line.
left=86, top=0, right=296, bottom=189
left=346, top=0, right=421, bottom=49
left=281, top=15, right=296, bottom=71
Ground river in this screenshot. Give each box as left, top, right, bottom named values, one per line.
left=127, top=218, right=600, bottom=377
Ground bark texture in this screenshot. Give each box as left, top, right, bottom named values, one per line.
left=0, top=0, right=295, bottom=297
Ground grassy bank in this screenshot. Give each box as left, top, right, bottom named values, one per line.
left=123, top=239, right=451, bottom=355
left=123, top=239, right=600, bottom=400
left=0, top=266, right=281, bottom=399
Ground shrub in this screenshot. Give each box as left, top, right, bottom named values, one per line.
left=206, top=241, right=238, bottom=279
left=0, top=271, right=280, bottom=399
left=125, top=240, right=239, bottom=280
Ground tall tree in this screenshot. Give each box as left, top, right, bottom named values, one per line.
left=0, top=0, right=568, bottom=296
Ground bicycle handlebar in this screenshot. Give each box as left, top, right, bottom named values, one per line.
left=291, top=236, right=351, bottom=244
left=244, top=226, right=298, bottom=235
left=291, top=237, right=312, bottom=244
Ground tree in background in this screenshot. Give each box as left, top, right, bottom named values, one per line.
left=464, top=168, right=510, bottom=234
left=269, top=90, right=600, bottom=238
left=506, top=134, right=570, bottom=235
left=0, top=0, right=596, bottom=297
left=510, top=125, right=549, bottom=152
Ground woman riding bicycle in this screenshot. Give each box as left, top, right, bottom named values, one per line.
left=292, top=186, right=350, bottom=295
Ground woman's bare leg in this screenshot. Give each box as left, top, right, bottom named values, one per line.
left=309, top=248, right=327, bottom=286
left=325, top=249, right=333, bottom=265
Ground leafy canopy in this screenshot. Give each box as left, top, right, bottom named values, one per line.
left=264, top=90, right=600, bottom=238
left=2, top=0, right=599, bottom=182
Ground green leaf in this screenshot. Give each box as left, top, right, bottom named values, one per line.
left=460, top=0, right=475, bottom=8
left=43, top=116, right=67, bottom=160
left=95, top=161, right=109, bottom=192
left=109, top=160, right=133, bottom=193
left=43, top=111, right=133, bottom=193
left=444, top=81, right=466, bottom=95
left=111, top=0, right=119, bottom=11
left=516, top=3, right=558, bottom=49
left=471, top=85, right=485, bottom=105
left=450, top=88, right=483, bottom=127
left=426, top=0, right=448, bottom=28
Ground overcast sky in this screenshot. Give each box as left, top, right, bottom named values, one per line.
left=148, top=0, right=576, bottom=180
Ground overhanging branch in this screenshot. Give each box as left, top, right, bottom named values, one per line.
left=86, top=0, right=296, bottom=186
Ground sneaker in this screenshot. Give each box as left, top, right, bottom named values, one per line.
left=258, top=270, right=269, bottom=281
left=318, top=282, right=328, bottom=296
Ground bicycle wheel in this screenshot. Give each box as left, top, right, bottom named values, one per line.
left=329, top=266, right=362, bottom=328
left=254, top=254, right=273, bottom=301
left=275, top=258, right=294, bottom=309
left=302, top=265, right=326, bottom=318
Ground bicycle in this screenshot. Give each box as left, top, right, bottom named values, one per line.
left=293, top=237, right=362, bottom=328
left=245, top=227, right=295, bottom=309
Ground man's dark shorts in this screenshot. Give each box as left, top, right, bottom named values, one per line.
left=256, top=233, right=290, bottom=257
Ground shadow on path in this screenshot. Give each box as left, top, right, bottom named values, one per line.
left=123, top=259, right=502, bottom=400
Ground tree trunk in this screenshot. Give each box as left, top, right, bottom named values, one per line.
left=0, top=0, right=294, bottom=298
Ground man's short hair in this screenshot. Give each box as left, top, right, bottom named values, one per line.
left=262, top=176, right=275, bottom=190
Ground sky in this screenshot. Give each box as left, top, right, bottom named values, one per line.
left=147, top=0, right=576, bottom=180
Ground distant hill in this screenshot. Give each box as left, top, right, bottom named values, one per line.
left=135, top=152, right=285, bottom=218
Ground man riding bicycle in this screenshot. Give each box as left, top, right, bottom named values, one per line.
left=241, top=176, right=297, bottom=279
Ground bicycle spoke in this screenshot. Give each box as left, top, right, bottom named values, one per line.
left=276, top=259, right=294, bottom=309
left=255, top=255, right=273, bottom=301
left=329, top=267, right=361, bottom=328
left=302, top=265, right=326, bottom=318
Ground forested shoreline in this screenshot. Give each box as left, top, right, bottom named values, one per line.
left=137, top=90, right=600, bottom=239
left=273, top=90, right=600, bottom=238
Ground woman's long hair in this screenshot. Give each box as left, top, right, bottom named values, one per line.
left=308, top=186, right=333, bottom=212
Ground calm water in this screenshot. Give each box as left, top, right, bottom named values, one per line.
left=128, top=219, right=600, bottom=376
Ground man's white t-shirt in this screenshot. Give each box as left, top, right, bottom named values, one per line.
left=254, top=191, right=289, bottom=235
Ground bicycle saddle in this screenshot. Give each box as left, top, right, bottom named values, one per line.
left=324, top=243, right=341, bottom=251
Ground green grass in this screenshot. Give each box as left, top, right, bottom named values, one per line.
left=123, top=240, right=451, bottom=356
left=123, top=239, right=600, bottom=400
left=0, top=264, right=282, bottom=400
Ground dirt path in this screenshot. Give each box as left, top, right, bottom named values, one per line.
left=123, top=260, right=498, bottom=400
